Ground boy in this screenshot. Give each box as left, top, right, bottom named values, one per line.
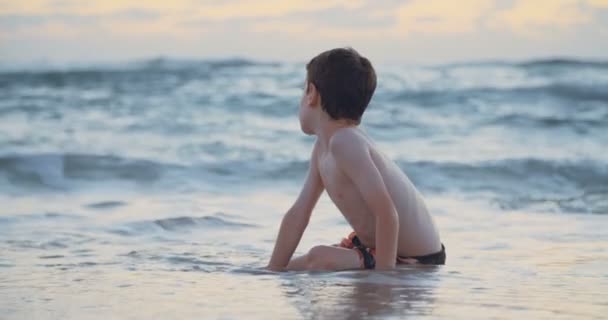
left=267, top=48, right=445, bottom=271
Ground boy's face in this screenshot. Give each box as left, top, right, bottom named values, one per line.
left=298, top=80, right=318, bottom=135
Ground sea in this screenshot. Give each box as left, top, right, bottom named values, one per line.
left=1, top=58, right=607, bottom=319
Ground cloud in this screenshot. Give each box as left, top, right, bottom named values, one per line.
left=178, top=2, right=400, bottom=39
left=284, top=6, right=397, bottom=30
left=0, top=8, right=160, bottom=28
left=392, top=0, right=607, bottom=37
left=263, top=7, right=395, bottom=33
left=191, top=0, right=366, bottom=20
left=1, top=0, right=607, bottom=63
left=0, top=14, right=48, bottom=29
left=494, top=0, right=591, bottom=35
left=395, top=0, right=496, bottom=34
left=108, top=8, right=161, bottom=21
left=588, top=0, right=608, bottom=7
left=4, top=0, right=606, bottom=36
left=0, top=0, right=189, bottom=15
left=0, top=0, right=50, bottom=15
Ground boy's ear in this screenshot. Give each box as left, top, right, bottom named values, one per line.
left=306, top=82, right=320, bottom=108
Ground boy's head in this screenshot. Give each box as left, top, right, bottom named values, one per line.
left=299, top=48, right=376, bottom=134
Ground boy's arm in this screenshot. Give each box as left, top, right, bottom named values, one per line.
left=330, top=132, right=399, bottom=270
left=267, top=141, right=324, bottom=271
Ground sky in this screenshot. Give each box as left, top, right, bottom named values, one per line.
left=1, top=0, right=607, bottom=65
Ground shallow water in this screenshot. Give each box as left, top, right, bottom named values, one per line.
left=1, top=58, right=607, bottom=319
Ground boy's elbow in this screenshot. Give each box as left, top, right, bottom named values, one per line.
left=376, top=208, right=399, bottom=227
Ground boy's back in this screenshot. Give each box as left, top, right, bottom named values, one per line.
left=317, top=127, right=442, bottom=258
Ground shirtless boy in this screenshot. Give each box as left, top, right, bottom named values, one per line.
left=267, top=48, right=445, bottom=271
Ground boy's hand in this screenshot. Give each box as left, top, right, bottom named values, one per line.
left=265, top=264, right=284, bottom=272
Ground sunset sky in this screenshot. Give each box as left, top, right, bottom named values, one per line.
left=1, top=0, right=607, bottom=64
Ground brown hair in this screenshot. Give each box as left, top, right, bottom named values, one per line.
left=306, top=47, right=377, bottom=124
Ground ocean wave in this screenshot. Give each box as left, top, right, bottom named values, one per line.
left=85, top=201, right=128, bottom=210
left=0, top=57, right=280, bottom=75
left=0, top=152, right=310, bottom=191
left=496, top=189, right=608, bottom=214
left=3, top=232, right=95, bottom=250
left=387, top=83, right=608, bottom=106
left=135, top=57, right=280, bottom=71
left=1, top=152, right=605, bottom=213
left=3, top=58, right=605, bottom=112
left=1, top=153, right=606, bottom=191
left=152, top=215, right=257, bottom=231
left=403, top=158, right=608, bottom=214
left=404, top=158, right=607, bottom=191
left=439, top=58, right=608, bottom=69
left=0, top=153, right=172, bottom=190
left=483, top=114, right=606, bottom=130
left=0, top=212, right=78, bottom=224
left=517, top=58, right=608, bottom=69
left=111, top=213, right=258, bottom=236
left=4, top=57, right=607, bottom=75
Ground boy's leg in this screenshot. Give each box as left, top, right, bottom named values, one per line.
left=286, top=245, right=363, bottom=271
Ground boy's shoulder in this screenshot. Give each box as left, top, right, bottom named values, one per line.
left=328, top=127, right=370, bottom=154
left=327, top=127, right=374, bottom=164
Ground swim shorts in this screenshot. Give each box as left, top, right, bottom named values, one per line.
left=339, top=231, right=446, bottom=269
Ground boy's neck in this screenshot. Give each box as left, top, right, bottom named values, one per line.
left=315, top=115, right=358, bottom=149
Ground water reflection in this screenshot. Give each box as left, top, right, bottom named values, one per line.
left=281, top=266, right=441, bottom=319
